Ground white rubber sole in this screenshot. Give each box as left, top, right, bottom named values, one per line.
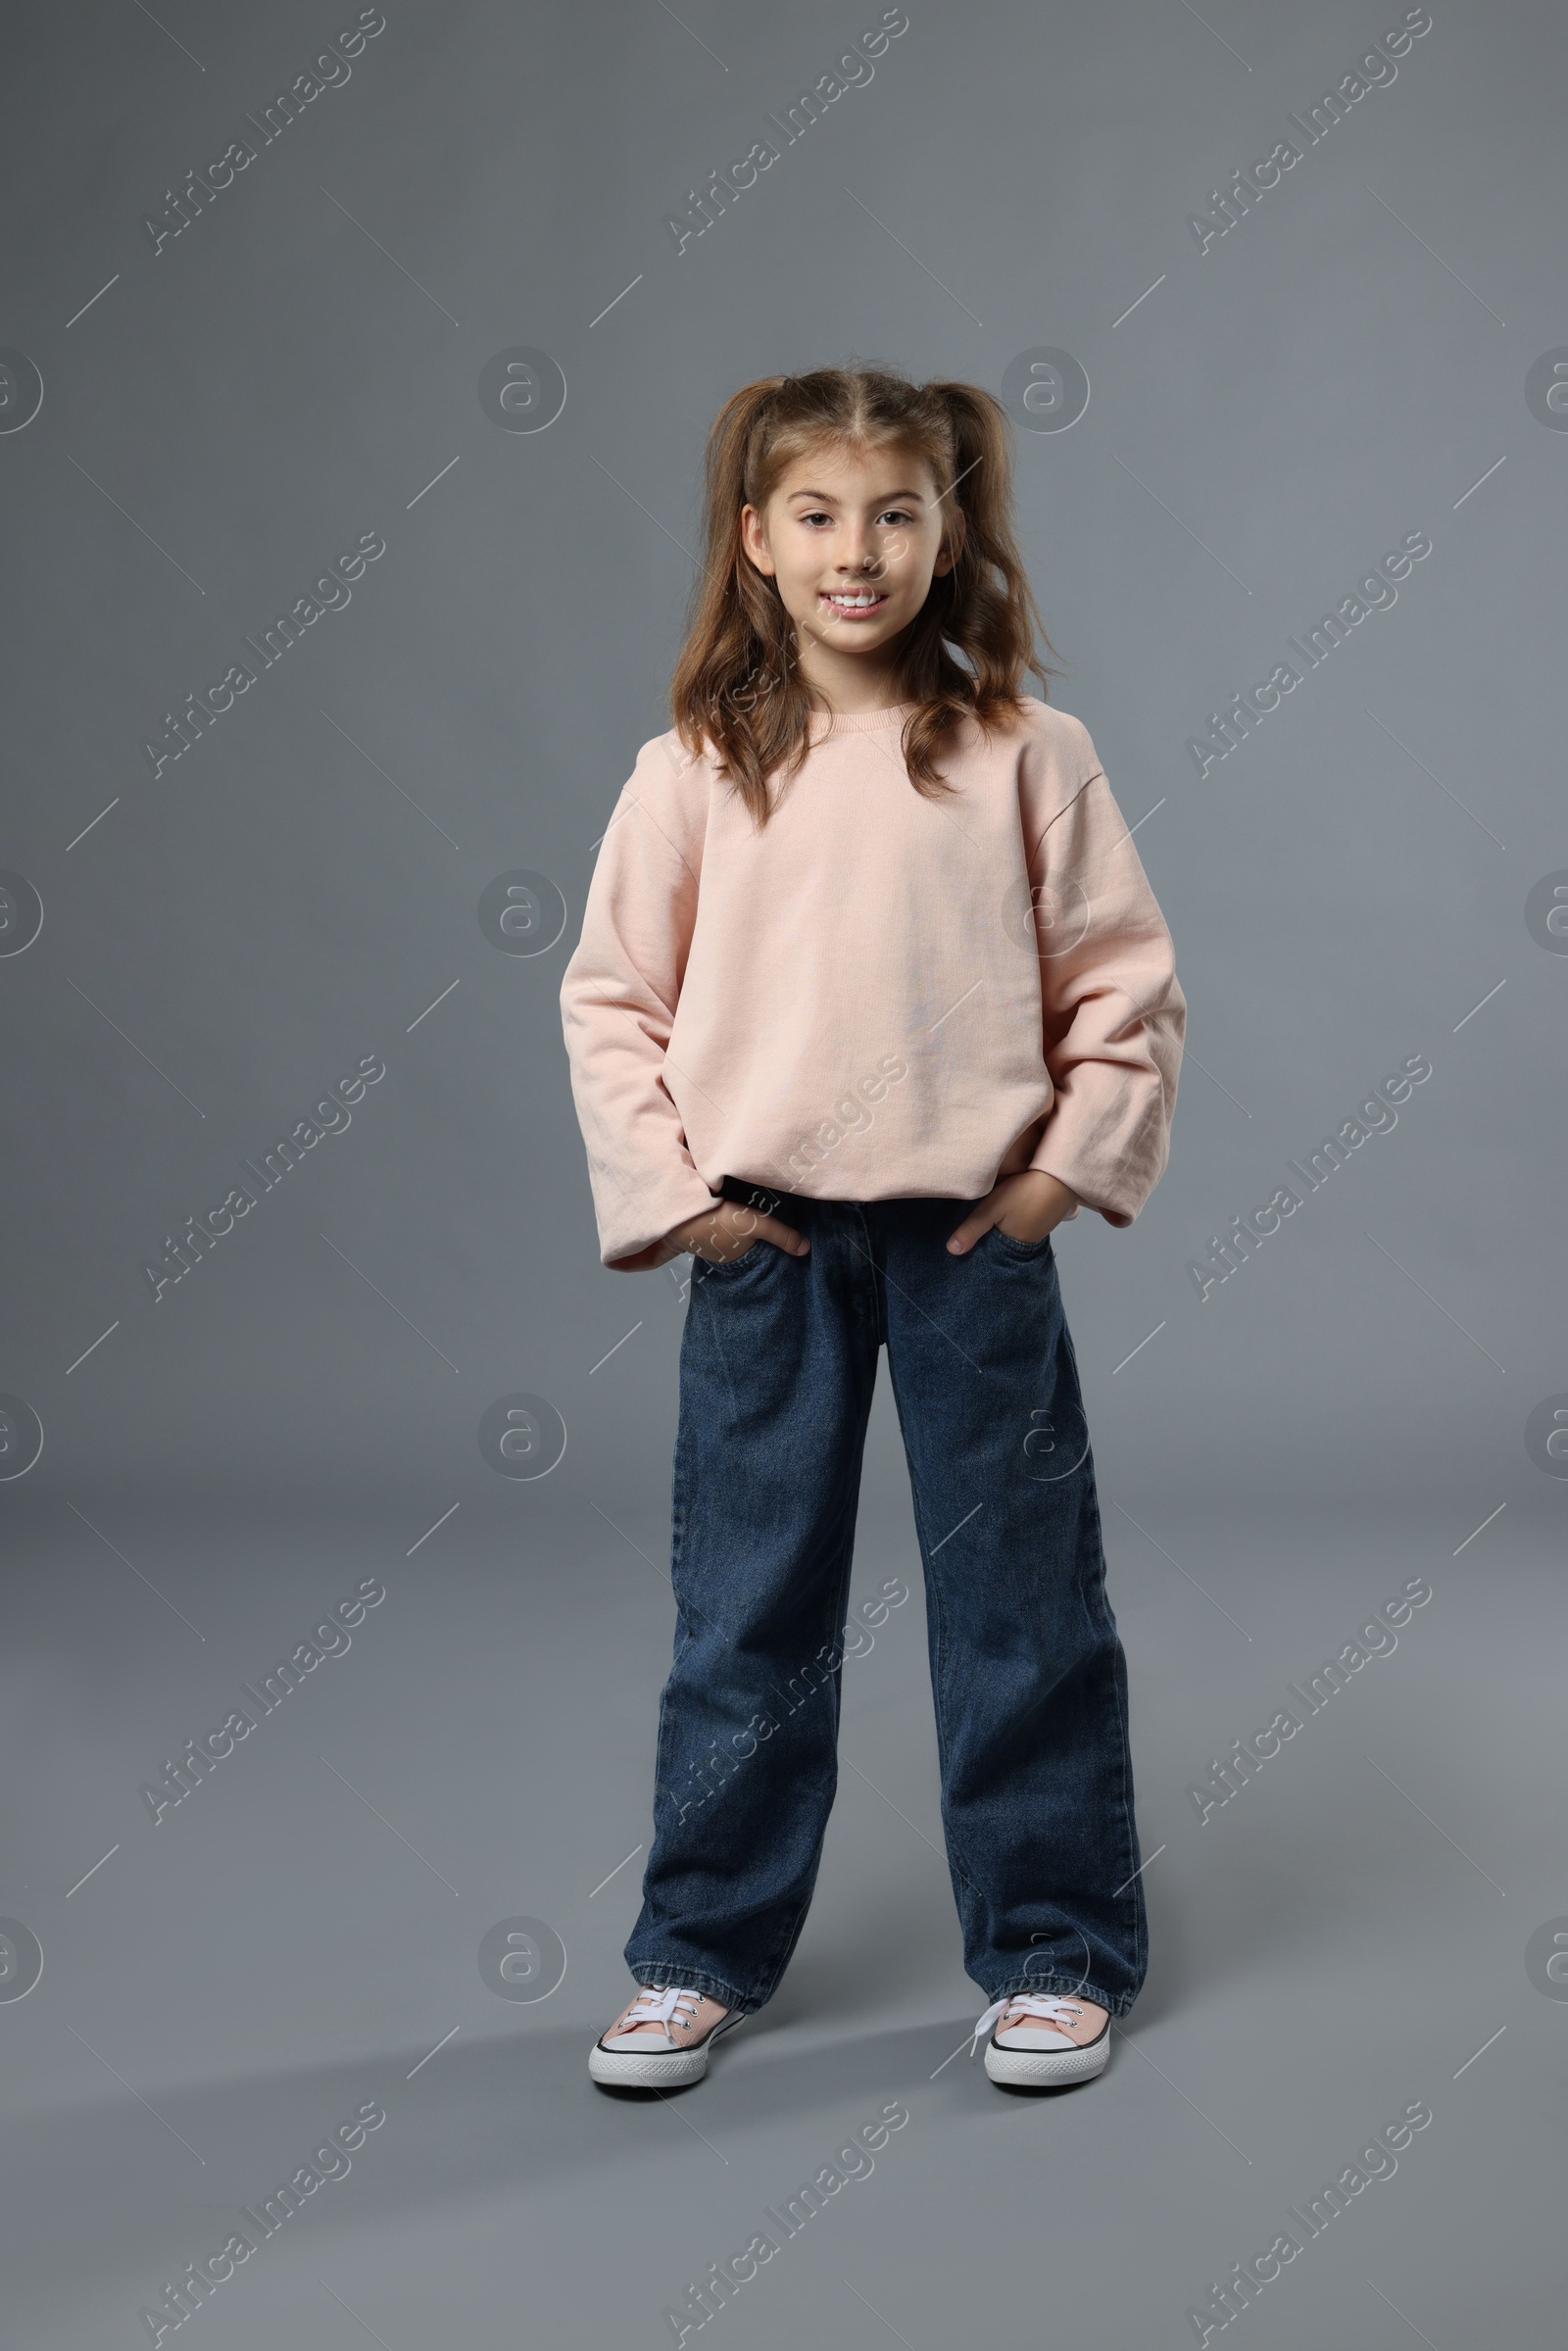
left=588, top=2011, right=743, bottom=2088
left=983, top=2026, right=1110, bottom=2087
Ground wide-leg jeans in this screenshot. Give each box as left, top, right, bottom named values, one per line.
left=623, top=1179, right=1148, bottom=2019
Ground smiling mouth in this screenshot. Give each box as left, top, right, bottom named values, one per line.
left=820, top=590, right=889, bottom=614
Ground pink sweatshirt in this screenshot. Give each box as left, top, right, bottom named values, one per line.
left=559, top=697, right=1185, bottom=1267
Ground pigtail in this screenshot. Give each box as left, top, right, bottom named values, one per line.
left=670, top=377, right=812, bottom=822
left=895, top=380, right=1058, bottom=787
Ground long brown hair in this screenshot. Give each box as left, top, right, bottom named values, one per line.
left=668, top=364, right=1061, bottom=827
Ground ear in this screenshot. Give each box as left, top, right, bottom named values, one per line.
left=932, top=518, right=964, bottom=578
left=739, top=503, right=776, bottom=576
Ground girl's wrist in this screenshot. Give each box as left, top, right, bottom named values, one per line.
left=1016, top=1169, right=1078, bottom=1223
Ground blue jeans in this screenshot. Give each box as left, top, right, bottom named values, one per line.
left=623, top=1179, right=1148, bottom=2019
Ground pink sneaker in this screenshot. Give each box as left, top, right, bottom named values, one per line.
left=972, top=1993, right=1110, bottom=2086
left=589, top=1985, right=744, bottom=2087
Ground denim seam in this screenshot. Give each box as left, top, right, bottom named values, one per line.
left=1053, top=1324, right=1142, bottom=1986
left=898, top=1452, right=984, bottom=1909
left=638, top=1451, right=691, bottom=1939
left=823, top=1434, right=866, bottom=1757
left=747, top=1883, right=820, bottom=2011
left=1084, top=1476, right=1146, bottom=1981
left=747, top=1468, right=865, bottom=2008
left=700, top=1278, right=743, bottom=1421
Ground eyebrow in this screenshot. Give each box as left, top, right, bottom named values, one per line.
left=785, top=486, right=928, bottom=505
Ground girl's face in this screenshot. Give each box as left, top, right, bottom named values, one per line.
left=740, top=440, right=956, bottom=676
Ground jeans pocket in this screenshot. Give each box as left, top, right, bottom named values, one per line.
left=697, top=1238, right=767, bottom=1277
left=983, top=1224, right=1054, bottom=1259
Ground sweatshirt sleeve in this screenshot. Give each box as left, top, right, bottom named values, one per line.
left=1022, top=718, right=1186, bottom=1228
left=559, top=732, right=725, bottom=1266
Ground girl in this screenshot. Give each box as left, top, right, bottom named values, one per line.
left=559, top=366, right=1184, bottom=2092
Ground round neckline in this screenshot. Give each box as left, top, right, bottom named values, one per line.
left=806, top=700, right=920, bottom=736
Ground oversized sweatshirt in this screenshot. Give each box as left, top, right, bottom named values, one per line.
left=559, top=697, right=1185, bottom=1267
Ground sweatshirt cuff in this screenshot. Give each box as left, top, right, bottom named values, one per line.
left=597, top=1168, right=725, bottom=1268
left=1028, top=1131, right=1139, bottom=1230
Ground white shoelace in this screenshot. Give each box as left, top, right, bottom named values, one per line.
left=615, top=1985, right=705, bottom=2040
left=972, top=1993, right=1084, bottom=2049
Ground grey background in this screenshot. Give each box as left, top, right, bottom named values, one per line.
left=1, top=1, right=1562, bottom=2344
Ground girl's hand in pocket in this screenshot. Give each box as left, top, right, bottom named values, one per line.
left=641, top=1199, right=810, bottom=1271
left=946, top=1170, right=1078, bottom=1254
